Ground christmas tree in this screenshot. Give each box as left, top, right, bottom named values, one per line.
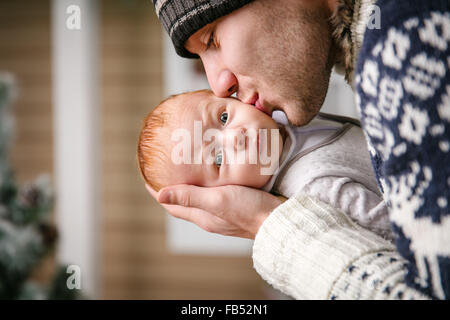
left=0, top=72, right=80, bottom=299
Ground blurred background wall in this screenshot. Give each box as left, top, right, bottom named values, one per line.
left=0, top=0, right=56, bottom=286
left=0, top=2, right=53, bottom=194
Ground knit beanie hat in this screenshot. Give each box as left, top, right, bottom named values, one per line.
left=153, top=0, right=255, bottom=58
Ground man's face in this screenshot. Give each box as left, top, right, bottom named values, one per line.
left=185, top=0, right=336, bottom=126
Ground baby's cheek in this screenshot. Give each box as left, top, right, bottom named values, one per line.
left=229, top=164, right=271, bottom=189
left=167, top=164, right=206, bottom=187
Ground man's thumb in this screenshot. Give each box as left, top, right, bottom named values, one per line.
left=158, top=189, right=173, bottom=204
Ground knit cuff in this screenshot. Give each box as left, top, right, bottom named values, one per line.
left=330, top=251, right=430, bottom=300
left=252, top=194, right=395, bottom=300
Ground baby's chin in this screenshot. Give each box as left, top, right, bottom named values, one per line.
left=248, top=174, right=272, bottom=189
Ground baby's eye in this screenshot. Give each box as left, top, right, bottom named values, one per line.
left=215, top=151, right=223, bottom=168
left=220, top=112, right=228, bottom=125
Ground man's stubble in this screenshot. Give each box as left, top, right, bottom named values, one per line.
left=251, top=0, right=339, bottom=126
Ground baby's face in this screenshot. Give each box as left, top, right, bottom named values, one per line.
left=166, top=91, right=284, bottom=189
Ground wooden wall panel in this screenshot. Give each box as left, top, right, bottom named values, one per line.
left=0, top=0, right=53, bottom=184
left=100, top=0, right=268, bottom=299
left=0, top=0, right=55, bottom=284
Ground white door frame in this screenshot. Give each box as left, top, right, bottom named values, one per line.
left=51, top=0, right=101, bottom=298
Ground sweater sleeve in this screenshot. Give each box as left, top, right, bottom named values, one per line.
left=252, top=194, right=430, bottom=300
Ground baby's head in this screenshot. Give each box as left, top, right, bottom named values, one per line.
left=137, top=90, right=284, bottom=191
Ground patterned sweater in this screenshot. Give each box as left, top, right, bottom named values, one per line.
left=253, top=0, right=449, bottom=299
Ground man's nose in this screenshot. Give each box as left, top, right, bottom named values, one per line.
left=215, top=70, right=238, bottom=97
left=204, top=65, right=238, bottom=97
left=200, top=55, right=238, bottom=97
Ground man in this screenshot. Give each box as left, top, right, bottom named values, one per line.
left=150, top=0, right=449, bottom=299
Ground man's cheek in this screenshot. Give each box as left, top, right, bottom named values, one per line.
left=225, top=40, right=257, bottom=72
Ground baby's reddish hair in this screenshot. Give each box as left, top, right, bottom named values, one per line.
left=137, top=89, right=212, bottom=191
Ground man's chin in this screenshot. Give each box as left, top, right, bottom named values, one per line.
left=285, top=109, right=316, bottom=127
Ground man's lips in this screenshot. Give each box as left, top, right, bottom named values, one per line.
left=245, top=93, right=258, bottom=105
left=254, top=99, right=271, bottom=116
left=245, top=93, right=271, bottom=116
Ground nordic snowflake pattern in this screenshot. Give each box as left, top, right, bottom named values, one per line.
left=355, top=2, right=450, bottom=299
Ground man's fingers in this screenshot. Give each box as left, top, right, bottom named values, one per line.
left=158, top=185, right=226, bottom=216
left=157, top=184, right=280, bottom=239
left=161, top=203, right=204, bottom=223
left=162, top=203, right=236, bottom=235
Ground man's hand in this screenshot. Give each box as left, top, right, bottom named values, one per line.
left=145, top=184, right=286, bottom=239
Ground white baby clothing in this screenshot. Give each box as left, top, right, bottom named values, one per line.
left=262, top=112, right=393, bottom=241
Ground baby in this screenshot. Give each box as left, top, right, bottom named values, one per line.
left=138, top=90, right=393, bottom=240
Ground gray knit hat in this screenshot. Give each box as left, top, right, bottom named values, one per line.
left=153, top=0, right=254, bottom=58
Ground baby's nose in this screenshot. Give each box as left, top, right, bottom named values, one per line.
left=225, top=127, right=247, bottom=151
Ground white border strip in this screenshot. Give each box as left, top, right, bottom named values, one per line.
left=51, top=0, right=101, bottom=298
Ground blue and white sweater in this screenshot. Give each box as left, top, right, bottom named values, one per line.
left=252, top=0, right=449, bottom=300
left=355, top=0, right=450, bottom=299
